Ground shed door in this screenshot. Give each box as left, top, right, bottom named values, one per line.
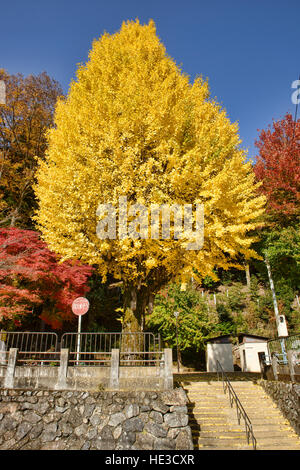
left=258, top=351, right=266, bottom=372
left=243, top=350, right=247, bottom=371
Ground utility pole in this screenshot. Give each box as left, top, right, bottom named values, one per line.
left=174, top=311, right=180, bottom=373
left=265, top=257, right=288, bottom=362
left=245, top=263, right=251, bottom=289
left=0, top=81, right=5, bottom=187
left=292, top=74, right=300, bottom=141
left=0, top=80, right=5, bottom=105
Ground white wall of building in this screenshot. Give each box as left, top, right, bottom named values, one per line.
left=240, top=342, right=269, bottom=372
left=206, top=342, right=234, bottom=372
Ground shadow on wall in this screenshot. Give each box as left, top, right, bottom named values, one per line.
left=206, top=337, right=234, bottom=373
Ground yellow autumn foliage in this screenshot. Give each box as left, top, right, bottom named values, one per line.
left=34, top=19, right=265, bottom=326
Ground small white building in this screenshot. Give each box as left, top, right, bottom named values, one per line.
left=238, top=334, right=269, bottom=373
left=206, top=335, right=234, bottom=372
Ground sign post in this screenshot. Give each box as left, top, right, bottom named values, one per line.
left=174, top=311, right=180, bottom=373
left=72, top=297, right=89, bottom=365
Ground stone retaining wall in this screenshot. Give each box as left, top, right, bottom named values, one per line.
left=259, top=379, right=300, bottom=436
left=0, top=387, right=193, bottom=450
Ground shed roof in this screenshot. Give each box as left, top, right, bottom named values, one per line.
left=238, top=333, right=269, bottom=340
left=238, top=333, right=269, bottom=344
left=205, top=335, right=232, bottom=344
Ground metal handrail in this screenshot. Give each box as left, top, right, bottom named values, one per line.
left=216, top=360, right=257, bottom=450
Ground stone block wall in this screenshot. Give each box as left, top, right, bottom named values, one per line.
left=0, top=387, right=193, bottom=450
left=259, top=380, right=300, bottom=436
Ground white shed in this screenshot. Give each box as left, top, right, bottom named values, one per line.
left=206, top=335, right=234, bottom=372
left=238, top=334, right=269, bottom=373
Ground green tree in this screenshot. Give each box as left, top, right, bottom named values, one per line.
left=147, top=283, right=218, bottom=367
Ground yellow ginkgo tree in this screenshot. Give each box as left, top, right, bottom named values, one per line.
left=34, top=19, right=265, bottom=333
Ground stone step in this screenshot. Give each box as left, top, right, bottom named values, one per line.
left=189, top=416, right=229, bottom=421
left=192, top=431, right=248, bottom=440
left=191, top=428, right=292, bottom=439
left=190, top=411, right=280, bottom=417
left=242, top=416, right=289, bottom=422
left=187, top=400, right=229, bottom=405
left=188, top=405, right=280, bottom=412
left=184, top=380, right=300, bottom=451
left=186, top=382, right=257, bottom=387
left=193, top=437, right=300, bottom=450
left=188, top=409, right=231, bottom=413
left=191, top=428, right=297, bottom=440
left=187, top=388, right=262, bottom=391
left=190, top=426, right=245, bottom=434
left=190, top=424, right=299, bottom=438
left=258, top=445, right=300, bottom=450
left=190, top=421, right=236, bottom=427
left=188, top=411, right=228, bottom=416
left=250, top=424, right=293, bottom=431
left=186, top=390, right=226, bottom=394
left=185, top=384, right=225, bottom=388
left=187, top=394, right=267, bottom=401
left=189, top=419, right=242, bottom=428
left=186, top=385, right=225, bottom=389
left=188, top=389, right=260, bottom=394
left=187, top=392, right=268, bottom=398
left=189, top=411, right=289, bottom=419
left=190, top=423, right=293, bottom=434
left=188, top=404, right=283, bottom=413
left=189, top=412, right=284, bottom=421
left=189, top=414, right=228, bottom=419
left=187, top=402, right=228, bottom=406
left=195, top=439, right=253, bottom=449
left=256, top=439, right=300, bottom=448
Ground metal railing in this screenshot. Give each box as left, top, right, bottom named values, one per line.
left=0, top=331, right=59, bottom=366
left=268, top=334, right=300, bottom=361
left=60, top=331, right=161, bottom=366
left=0, top=331, right=162, bottom=367
left=267, top=334, right=300, bottom=379
left=216, top=360, right=257, bottom=450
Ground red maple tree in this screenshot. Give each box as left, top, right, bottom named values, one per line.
left=254, top=113, right=300, bottom=222
left=0, top=228, right=93, bottom=329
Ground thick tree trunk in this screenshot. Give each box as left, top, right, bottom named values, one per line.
left=120, top=267, right=171, bottom=360
left=245, top=263, right=251, bottom=289
left=121, top=285, right=152, bottom=362
left=122, top=286, right=144, bottom=333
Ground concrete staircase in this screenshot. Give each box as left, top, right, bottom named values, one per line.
left=183, top=380, right=300, bottom=450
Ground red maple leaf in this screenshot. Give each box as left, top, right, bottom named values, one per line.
left=0, top=228, right=93, bottom=329
left=254, top=113, right=300, bottom=222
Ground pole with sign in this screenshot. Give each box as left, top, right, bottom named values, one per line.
left=0, top=80, right=6, bottom=105
left=174, top=311, right=180, bottom=373
left=265, top=258, right=288, bottom=363
left=72, top=297, right=89, bottom=365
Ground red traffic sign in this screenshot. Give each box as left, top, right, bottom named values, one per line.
left=72, top=297, right=89, bottom=316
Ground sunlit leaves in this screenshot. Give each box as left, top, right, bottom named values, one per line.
left=34, top=19, right=265, bottom=296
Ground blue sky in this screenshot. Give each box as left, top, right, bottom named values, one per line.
left=1, top=0, right=299, bottom=160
